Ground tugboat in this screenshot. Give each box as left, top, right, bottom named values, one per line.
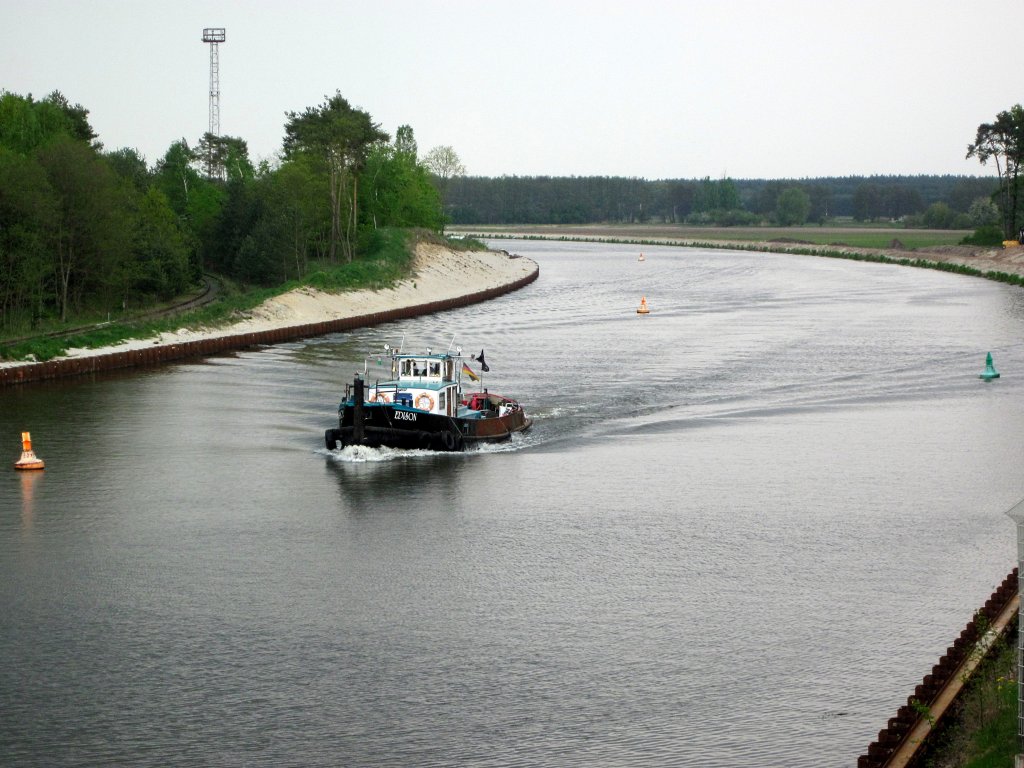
left=325, top=340, right=532, bottom=452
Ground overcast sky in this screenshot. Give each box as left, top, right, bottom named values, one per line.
left=2, top=0, right=1018, bottom=180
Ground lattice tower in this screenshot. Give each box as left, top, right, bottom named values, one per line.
left=201, top=27, right=225, bottom=177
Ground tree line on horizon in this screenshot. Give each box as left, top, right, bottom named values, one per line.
left=445, top=173, right=999, bottom=229
left=445, top=104, right=1024, bottom=243
left=0, top=89, right=452, bottom=333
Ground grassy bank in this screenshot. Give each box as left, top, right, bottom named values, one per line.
left=918, top=619, right=1018, bottom=768
left=1, top=229, right=480, bottom=363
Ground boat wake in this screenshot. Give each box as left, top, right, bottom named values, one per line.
left=318, top=428, right=538, bottom=462
left=321, top=444, right=438, bottom=463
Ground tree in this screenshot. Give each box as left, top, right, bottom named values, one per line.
left=361, top=127, right=442, bottom=232
left=423, top=145, right=465, bottom=227
left=968, top=197, right=1000, bottom=228
left=775, top=187, right=811, bottom=226
left=0, top=147, right=56, bottom=328
left=105, top=147, right=151, bottom=192
left=693, top=176, right=741, bottom=215
left=394, top=124, right=417, bottom=160
left=197, top=132, right=255, bottom=182
left=0, top=90, right=97, bottom=155
left=129, top=187, right=191, bottom=299
left=967, top=105, right=1024, bottom=238
left=853, top=182, right=882, bottom=221
left=153, top=139, right=224, bottom=277
left=283, top=92, right=389, bottom=262
left=154, top=140, right=201, bottom=213
left=922, top=202, right=958, bottom=229
left=229, top=156, right=330, bottom=284
left=36, top=135, right=126, bottom=320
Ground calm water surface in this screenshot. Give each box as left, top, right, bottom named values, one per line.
left=2, top=239, right=1023, bottom=767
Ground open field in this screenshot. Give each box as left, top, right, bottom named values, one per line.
left=450, top=223, right=970, bottom=251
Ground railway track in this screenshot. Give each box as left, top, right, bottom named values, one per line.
left=0, top=275, right=221, bottom=349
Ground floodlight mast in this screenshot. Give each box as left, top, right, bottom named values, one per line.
left=201, top=27, right=225, bottom=178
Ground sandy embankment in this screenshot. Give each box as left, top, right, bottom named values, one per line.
left=1, top=243, right=536, bottom=369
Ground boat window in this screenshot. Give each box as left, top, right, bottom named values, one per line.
left=439, top=390, right=446, bottom=412
left=429, top=361, right=441, bottom=377
left=401, top=360, right=413, bottom=376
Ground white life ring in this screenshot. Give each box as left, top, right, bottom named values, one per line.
left=372, top=393, right=390, bottom=404
left=414, top=393, right=435, bottom=411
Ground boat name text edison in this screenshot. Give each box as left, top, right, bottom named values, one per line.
left=394, top=411, right=418, bottom=421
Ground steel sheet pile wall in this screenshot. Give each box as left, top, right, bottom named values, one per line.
left=857, top=567, right=1019, bottom=767
left=0, top=266, right=538, bottom=387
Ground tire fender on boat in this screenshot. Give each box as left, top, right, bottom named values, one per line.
left=441, top=431, right=459, bottom=451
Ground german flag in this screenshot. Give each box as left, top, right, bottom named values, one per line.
left=461, top=362, right=480, bottom=382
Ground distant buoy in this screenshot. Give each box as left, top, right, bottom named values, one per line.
left=14, top=431, right=44, bottom=471
left=637, top=296, right=650, bottom=315
left=638, top=252, right=645, bottom=262
left=979, top=352, right=1000, bottom=381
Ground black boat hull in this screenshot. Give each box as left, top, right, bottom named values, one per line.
left=325, top=403, right=532, bottom=452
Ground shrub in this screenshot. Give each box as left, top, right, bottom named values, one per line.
left=962, top=225, right=1005, bottom=246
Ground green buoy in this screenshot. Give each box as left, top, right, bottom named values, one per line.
left=979, top=352, right=1000, bottom=381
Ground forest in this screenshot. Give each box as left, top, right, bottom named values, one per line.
left=444, top=174, right=999, bottom=228
left=0, top=90, right=444, bottom=334
left=2, top=89, right=1021, bottom=337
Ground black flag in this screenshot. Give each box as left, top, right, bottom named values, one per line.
left=476, top=349, right=490, bottom=372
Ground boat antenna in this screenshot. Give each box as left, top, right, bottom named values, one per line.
left=446, top=335, right=457, bottom=355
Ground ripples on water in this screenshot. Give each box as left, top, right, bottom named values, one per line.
left=2, top=240, right=1023, bottom=767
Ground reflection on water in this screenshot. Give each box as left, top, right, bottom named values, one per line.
left=18, top=470, right=41, bottom=533
left=1, top=240, right=1023, bottom=767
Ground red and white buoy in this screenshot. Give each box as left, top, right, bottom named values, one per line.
left=14, top=431, right=44, bottom=471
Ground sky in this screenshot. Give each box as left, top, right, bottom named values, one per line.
left=1, top=0, right=1019, bottom=180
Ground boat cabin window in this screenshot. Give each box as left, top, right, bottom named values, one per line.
left=429, top=361, right=441, bottom=377
left=439, top=390, right=446, bottom=413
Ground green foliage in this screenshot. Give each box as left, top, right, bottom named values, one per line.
left=693, top=176, right=740, bottom=214
left=775, top=187, right=811, bottom=226
left=446, top=175, right=973, bottom=226
left=360, top=131, right=443, bottom=233
left=130, top=187, right=192, bottom=299
left=197, top=133, right=255, bottom=182
left=968, top=197, right=1000, bottom=228
left=967, top=104, right=1024, bottom=238
left=923, top=202, right=958, bottom=229
left=1, top=228, right=417, bottom=361
left=909, top=697, right=936, bottom=727
left=962, top=225, right=1005, bottom=246
left=283, top=91, right=390, bottom=263
left=921, top=623, right=1018, bottom=768
left=0, top=88, right=460, bottom=338
left=0, top=90, right=96, bottom=154
left=36, top=134, right=130, bottom=320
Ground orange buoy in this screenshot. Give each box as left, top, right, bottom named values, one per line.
left=637, top=296, right=650, bottom=315
left=14, top=431, right=44, bottom=471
